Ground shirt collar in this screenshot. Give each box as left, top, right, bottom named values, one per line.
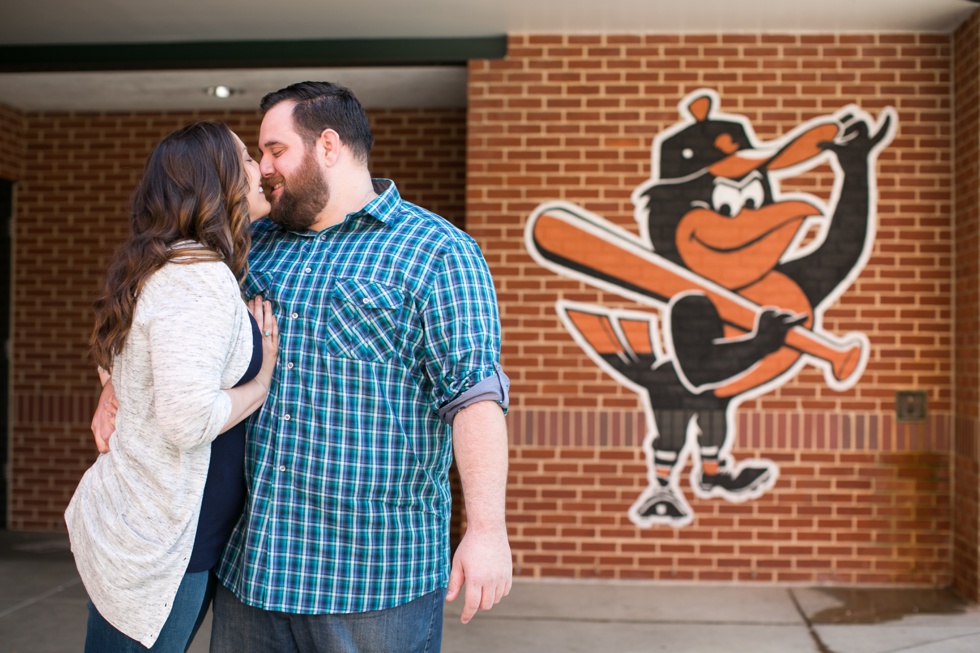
left=355, top=178, right=400, bottom=226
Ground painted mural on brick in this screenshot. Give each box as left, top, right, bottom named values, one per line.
left=524, top=89, right=896, bottom=527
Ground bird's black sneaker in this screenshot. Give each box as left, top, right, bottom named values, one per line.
left=696, top=459, right=775, bottom=500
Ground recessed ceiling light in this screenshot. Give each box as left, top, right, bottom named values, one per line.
left=206, top=85, right=240, bottom=99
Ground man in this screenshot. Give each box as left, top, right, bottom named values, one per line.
left=94, top=81, right=512, bottom=652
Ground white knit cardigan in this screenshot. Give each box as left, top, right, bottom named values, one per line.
left=66, top=256, right=253, bottom=647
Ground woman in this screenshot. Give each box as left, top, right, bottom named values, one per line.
left=65, top=121, right=277, bottom=652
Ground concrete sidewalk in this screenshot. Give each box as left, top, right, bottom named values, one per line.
left=3, top=530, right=980, bottom=653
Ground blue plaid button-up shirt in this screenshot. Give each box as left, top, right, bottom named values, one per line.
left=216, top=180, right=504, bottom=614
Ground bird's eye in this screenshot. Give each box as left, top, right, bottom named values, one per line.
left=711, top=185, right=742, bottom=218
left=741, top=179, right=765, bottom=211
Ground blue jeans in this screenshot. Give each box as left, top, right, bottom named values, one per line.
left=85, top=570, right=215, bottom=653
left=209, top=582, right=445, bottom=653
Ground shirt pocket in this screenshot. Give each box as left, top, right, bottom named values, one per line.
left=317, top=278, right=405, bottom=362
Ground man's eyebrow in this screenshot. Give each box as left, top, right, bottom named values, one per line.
left=262, top=139, right=285, bottom=149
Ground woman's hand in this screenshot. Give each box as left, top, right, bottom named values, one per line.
left=218, top=296, right=280, bottom=432
left=90, top=378, right=118, bottom=453
left=248, top=294, right=279, bottom=395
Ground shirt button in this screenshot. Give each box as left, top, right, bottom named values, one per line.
left=283, top=414, right=291, bottom=421
left=279, top=466, right=286, bottom=472
left=304, top=267, right=312, bottom=273
left=286, top=362, right=294, bottom=369
left=291, top=312, right=299, bottom=319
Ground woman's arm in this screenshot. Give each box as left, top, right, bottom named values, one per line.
left=134, top=264, right=266, bottom=449
left=89, top=298, right=278, bottom=451
left=89, top=271, right=279, bottom=452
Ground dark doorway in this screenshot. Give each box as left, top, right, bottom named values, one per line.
left=0, top=180, right=10, bottom=528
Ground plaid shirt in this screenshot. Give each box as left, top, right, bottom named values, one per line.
left=216, top=180, right=503, bottom=614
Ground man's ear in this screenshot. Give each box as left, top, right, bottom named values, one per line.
left=319, top=128, right=341, bottom=167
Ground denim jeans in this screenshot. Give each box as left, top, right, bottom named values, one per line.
left=209, top=582, right=446, bottom=653
left=85, top=570, right=215, bottom=653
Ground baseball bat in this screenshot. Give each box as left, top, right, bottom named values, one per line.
left=526, top=205, right=865, bottom=384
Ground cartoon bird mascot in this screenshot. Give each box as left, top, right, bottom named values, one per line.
left=526, top=89, right=895, bottom=526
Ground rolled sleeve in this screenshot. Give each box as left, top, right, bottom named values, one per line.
left=421, top=237, right=504, bottom=415
left=437, top=363, right=510, bottom=425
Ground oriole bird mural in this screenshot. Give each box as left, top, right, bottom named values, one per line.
left=525, top=89, right=895, bottom=527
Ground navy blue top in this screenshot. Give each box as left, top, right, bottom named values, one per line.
left=187, top=314, right=262, bottom=572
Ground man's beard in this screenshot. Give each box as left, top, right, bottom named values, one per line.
left=269, top=149, right=330, bottom=232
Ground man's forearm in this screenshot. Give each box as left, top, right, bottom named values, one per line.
left=452, top=400, right=509, bottom=530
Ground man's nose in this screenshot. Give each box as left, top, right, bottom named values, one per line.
left=259, top=155, right=274, bottom=177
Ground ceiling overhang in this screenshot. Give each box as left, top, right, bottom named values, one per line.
left=2, top=0, right=978, bottom=112
left=0, top=36, right=508, bottom=73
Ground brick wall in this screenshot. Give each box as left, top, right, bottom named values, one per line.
left=468, top=33, right=955, bottom=584
left=0, top=103, right=25, bottom=181
left=370, top=108, right=467, bottom=228
left=954, top=12, right=980, bottom=601
left=2, top=31, right=972, bottom=591
left=7, top=107, right=466, bottom=529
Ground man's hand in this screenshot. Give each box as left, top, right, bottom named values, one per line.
left=90, top=378, right=117, bottom=453
left=446, top=524, right=512, bottom=624
left=445, top=400, right=513, bottom=623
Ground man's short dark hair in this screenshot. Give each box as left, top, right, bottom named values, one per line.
left=261, top=81, right=374, bottom=163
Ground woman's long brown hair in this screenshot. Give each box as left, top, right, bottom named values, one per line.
left=90, top=121, right=252, bottom=370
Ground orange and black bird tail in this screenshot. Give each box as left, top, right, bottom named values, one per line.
left=555, top=301, right=666, bottom=390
